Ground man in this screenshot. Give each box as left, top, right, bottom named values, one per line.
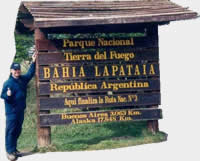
left=1, top=52, right=37, bottom=161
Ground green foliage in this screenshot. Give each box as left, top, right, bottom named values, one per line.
left=48, top=32, right=146, bottom=39
left=48, top=121, right=166, bottom=152
left=14, top=33, right=34, bottom=63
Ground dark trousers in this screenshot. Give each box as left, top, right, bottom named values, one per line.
left=5, top=112, right=24, bottom=153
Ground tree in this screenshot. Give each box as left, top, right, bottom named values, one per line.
left=14, top=33, right=34, bottom=63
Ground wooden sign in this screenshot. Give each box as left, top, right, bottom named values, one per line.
left=40, top=108, right=162, bottom=126
left=39, top=63, right=159, bottom=80
left=39, top=79, right=160, bottom=95
left=39, top=93, right=160, bottom=110
left=36, top=36, right=158, bottom=51
left=38, top=47, right=159, bottom=65
left=33, top=20, right=167, bottom=147
left=36, top=27, right=161, bottom=134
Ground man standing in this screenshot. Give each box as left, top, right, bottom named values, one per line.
left=1, top=52, right=37, bottom=161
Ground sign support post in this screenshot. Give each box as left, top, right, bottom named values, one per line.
left=146, top=24, right=159, bottom=134
left=35, top=28, right=51, bottom=147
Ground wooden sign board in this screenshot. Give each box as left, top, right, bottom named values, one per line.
left=39, top=79, right=160, bottom=95
left=39, top=63, right=159, bottom=80
left=40, top=108, right=162, bottom=126
left=38, top=47, right=159, bottom=65
left=36, top=27, right=161, bottom=128
left=36, top=35, right=158, bottom=51
left=39, top=93, right=160, bottom=110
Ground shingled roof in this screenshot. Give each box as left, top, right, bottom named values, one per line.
left=18, top=0, right=198, bottom=29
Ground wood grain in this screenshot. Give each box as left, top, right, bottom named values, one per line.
left=38, top=79, right=160, bottom=95
left=39, top=92, right=161, bottom=110
left=40, top=108, right=162, bottom=126
left=19, top=1, right=197, bottom=28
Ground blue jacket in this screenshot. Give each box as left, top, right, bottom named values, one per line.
left=1, top=62, right=36, bottom=115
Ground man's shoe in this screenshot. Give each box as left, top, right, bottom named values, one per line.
left=14, top=150, right=22, bottom=157
left=6, top=152, right=18, bottom=161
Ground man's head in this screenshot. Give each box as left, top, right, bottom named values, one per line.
left=10, top=62, right=21, bottom=79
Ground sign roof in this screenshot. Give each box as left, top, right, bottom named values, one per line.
left=19, top=0, right=198, bottom=28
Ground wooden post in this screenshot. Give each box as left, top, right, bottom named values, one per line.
left=147, top=120, right=159, bottom=134
left=147, top=24, right=159, bottom=134
left=35, top=28, right=51, bottom=147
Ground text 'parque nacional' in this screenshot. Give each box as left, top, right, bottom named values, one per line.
left=63, top=38, right=134, bottom=49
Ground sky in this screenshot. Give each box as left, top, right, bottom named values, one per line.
left=0, top=0, right=200, bottom=161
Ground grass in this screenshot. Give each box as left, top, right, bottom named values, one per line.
left=49, top=121, right=166, bottom=152
left=18, top=112, right=167, bottom=152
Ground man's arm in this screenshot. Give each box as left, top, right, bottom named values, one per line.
left=1, top=82, right=13, bottom=103
left=23, top=52, right=38, bottom=82
left=23, top=62, right=36, bottom=82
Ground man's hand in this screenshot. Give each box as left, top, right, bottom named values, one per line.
left=7, top=88, right=11, bottom=96
left=32, top=51, right=38, bottom=63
